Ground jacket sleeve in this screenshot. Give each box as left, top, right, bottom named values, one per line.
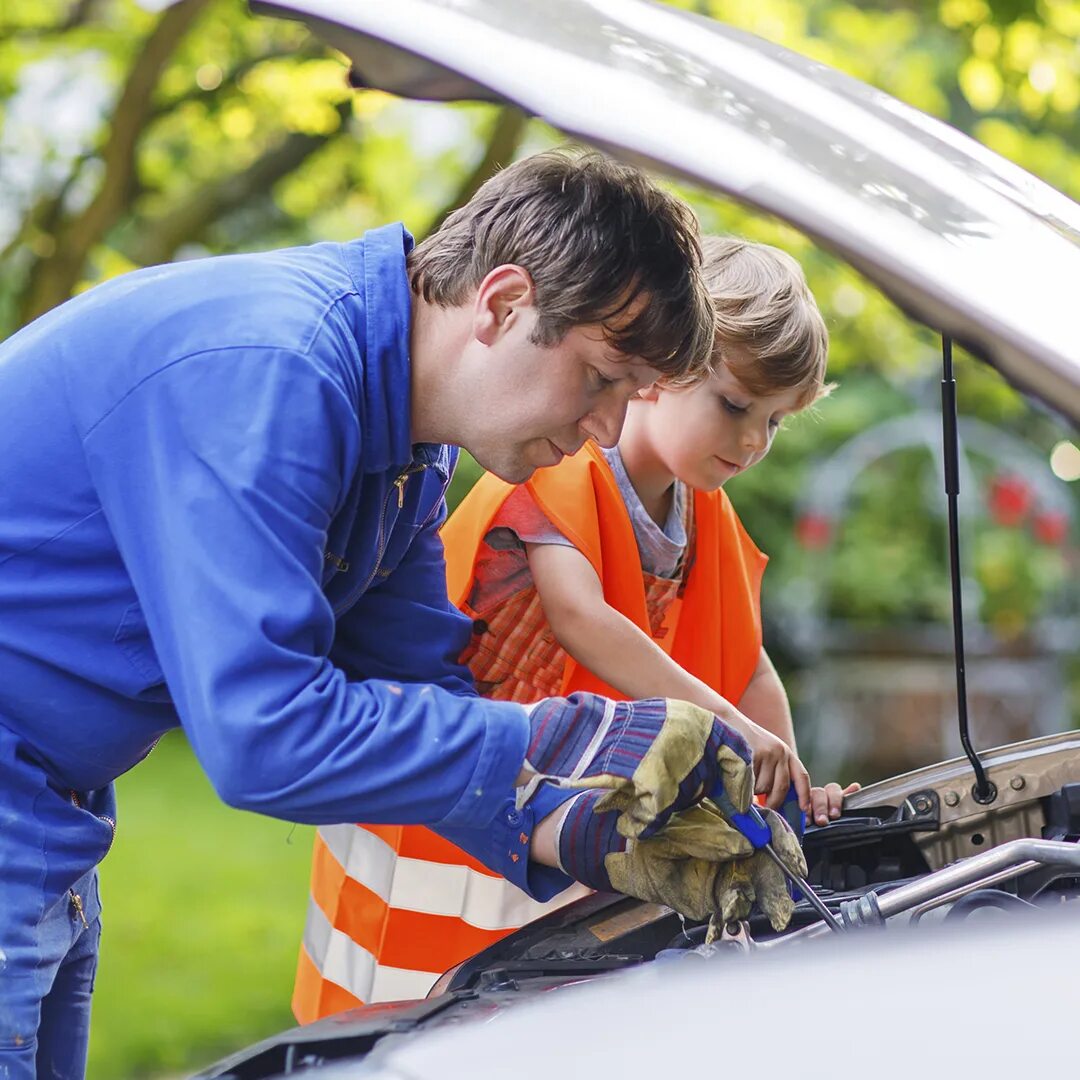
left=330, top=494, right=476, bottom=697
left=80, top=346, right=527, bottom=828
left=436, top=782, right=580, bottom=900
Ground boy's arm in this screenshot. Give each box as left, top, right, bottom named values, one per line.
left=736, top=648, right=798, bottom=750
left=526, top=541, right=811, bottom=811
left=738, top=647, right=860, bottom=825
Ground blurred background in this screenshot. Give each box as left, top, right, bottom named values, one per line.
left=1, top=0, right=1077, bottom=1074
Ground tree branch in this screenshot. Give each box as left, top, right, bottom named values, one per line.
left=123, top=100, right=352, bottom=267
left=148, top=41, right=327, bottom=123
left=420, top=105, right=528, bottom=239
left=59, top=0, right=101, bottom=32
left=17, top=0, right=214, bottom=325
left=0, top=152, right=92, bottom=264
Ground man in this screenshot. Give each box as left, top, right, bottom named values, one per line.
left=0, top=150, right=796, bottom=1078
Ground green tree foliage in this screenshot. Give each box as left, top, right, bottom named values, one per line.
left=0, top=0, right=527, bottom=331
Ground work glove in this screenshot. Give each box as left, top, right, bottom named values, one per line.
left=524, top=693, right=753, bottom=839
left=557, top=789, right=806, bottom=931
left=706, top=806, right=807, bottom=931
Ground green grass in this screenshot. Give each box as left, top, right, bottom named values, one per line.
left=88, top=731, right=316, bottom=1079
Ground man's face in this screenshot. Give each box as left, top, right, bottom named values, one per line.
left=462, top=305, right=662, bottom=483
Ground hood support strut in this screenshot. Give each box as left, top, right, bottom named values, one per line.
left=941, top=336, right=994, bottom=803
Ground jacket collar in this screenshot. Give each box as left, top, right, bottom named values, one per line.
left=343, top=222, right=416, bottom=475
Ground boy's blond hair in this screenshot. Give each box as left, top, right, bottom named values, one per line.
left=701, top=235, right=829, bottom=405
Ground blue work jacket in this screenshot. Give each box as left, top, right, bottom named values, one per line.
left=0, top=224, right=573, bottom=900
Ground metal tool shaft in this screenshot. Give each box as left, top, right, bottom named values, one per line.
left=760, top=842, right=844, bottom=932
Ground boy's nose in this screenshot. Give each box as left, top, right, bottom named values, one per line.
left=743, top=421, right=769, bottom=455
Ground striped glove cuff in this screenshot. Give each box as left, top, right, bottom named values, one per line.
left=555, top=789, right=627, bottom=893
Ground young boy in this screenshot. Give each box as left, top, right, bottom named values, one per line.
left=294, top=237, right=856, bottom=1020
left=447, top=236, right=855, bottom=818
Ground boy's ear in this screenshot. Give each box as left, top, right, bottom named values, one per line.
left=473, top=264, right=535, bottom=346
left=635, top=384, right=662, bottom=403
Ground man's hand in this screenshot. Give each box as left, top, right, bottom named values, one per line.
left=556, top=790, right=804, bottom=930
left=523, top=693, right=753, bottom=839
left=809, top=781, right=861, bottom=827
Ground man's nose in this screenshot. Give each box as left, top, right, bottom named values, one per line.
left=582, top=394, right=630, bottom=448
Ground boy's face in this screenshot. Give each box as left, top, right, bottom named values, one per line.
left=645, top=353, right=806, bottom=490
left=462, top=295, right=662, bottom=484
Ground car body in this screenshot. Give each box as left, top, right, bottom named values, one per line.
left=198, top=1, right=1080, bottom=1075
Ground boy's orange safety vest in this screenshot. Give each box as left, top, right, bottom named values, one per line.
left=293, top=443, right=767, bottom=1022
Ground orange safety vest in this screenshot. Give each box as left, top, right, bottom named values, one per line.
left=293, top=443, right=767, bottom=1022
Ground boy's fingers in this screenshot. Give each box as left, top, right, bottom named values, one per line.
left=819, top=780, right=861, bottom=822
left=754, top=759, right=777, bottom=805
left=791, top=757, right=813, bottom=814
left=836, top=782, right=861, bottom=817
left=811, top=786, right=830, bottom=826
left=766, top=759, right=790, bottom=809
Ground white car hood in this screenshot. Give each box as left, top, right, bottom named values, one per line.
left=256, top=0, right=1080, bottom=420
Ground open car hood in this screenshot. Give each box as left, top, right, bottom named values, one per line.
left=254, top=0, right=1080, bottom=421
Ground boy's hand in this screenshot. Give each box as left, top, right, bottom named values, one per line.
left=809, top=781, right=861, bottom=827
left=721, top=713, right=812, bottom=815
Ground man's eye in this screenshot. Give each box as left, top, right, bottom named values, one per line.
left=592, top=369, right=617, bottom=390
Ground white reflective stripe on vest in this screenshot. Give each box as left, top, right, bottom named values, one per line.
left=304, top=824, right=594, bottom=1009
left=302, top=890, right=378, bottom=1004
left=301, top=891, right=443, bottom=1004
left=319, top=823, right=590, bottom=928
left=370, top=964, right=444, bottom=1003
left=385, top=850, right=588, bottom=928
left=320, top=823, right=396, bottom=901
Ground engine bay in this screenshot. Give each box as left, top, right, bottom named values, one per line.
left=437, top=729, right=1080, bottom=989
left=196, top=731, right=1080, bottom=1078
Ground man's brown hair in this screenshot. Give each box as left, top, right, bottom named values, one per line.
left=701, top=235, right=830, bottom=405
left=408, top=150, right=715, bottom=382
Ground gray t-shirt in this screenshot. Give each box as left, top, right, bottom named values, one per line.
left=467, top=447, right=688, bottom=613
left=602, top=446, right=687, bottom=580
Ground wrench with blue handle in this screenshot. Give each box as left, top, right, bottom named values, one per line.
left=713, top=783, right=843, bottom=932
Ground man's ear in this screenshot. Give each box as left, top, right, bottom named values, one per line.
left=473, top=264, right=535, bottom=346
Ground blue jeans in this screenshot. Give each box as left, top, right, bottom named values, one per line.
left=0, top=722, right=113, bottom=1080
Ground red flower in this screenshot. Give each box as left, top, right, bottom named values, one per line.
left=1033, top=510, right=1068, bottom=546
left=988, top=474, right=1031, bottom=527
left=796, top=512, right=832, bottom=550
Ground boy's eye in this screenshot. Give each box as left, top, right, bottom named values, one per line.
left=769, top=416, right=783, bottom=431
left=720, top=396, right=748, bottom=415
